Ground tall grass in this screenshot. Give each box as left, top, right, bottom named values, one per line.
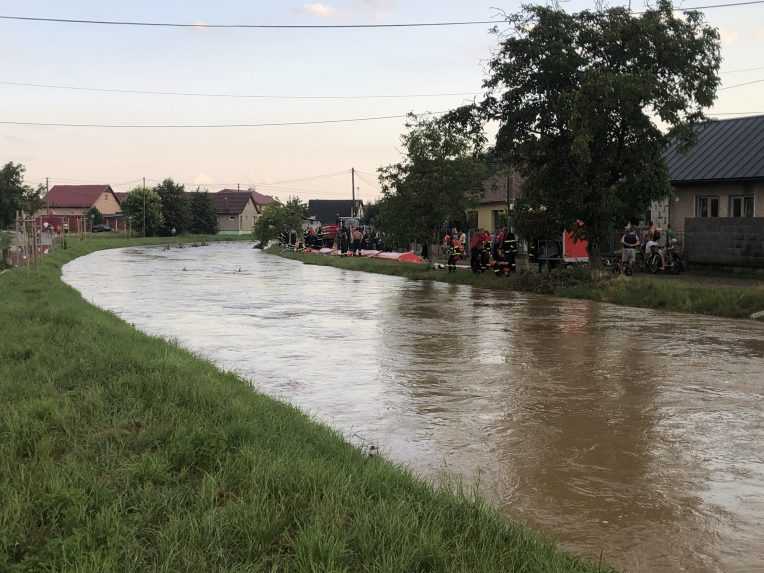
left=277, top=249, right=764, bottom=320
left=0, top=237, right=611, bottom=571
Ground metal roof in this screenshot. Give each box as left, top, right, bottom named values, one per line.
left=665, top=115, right=764, bottom=184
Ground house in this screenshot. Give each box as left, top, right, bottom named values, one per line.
left=308, top=199, right=364, bottom=226
left=659, top=115, right=764, bottom=268
left=212, top=190, right=261, bottom=235
left=38, top=185, right=124, bottom=232
left=662, top=115, right=764, bottom=232
left=466, top=173, right=524, bottom=233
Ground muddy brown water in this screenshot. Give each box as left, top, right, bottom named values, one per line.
left=63, top=243, right=764, bottom=573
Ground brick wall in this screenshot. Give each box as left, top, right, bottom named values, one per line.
left=685, top=218, right=764, bottom=268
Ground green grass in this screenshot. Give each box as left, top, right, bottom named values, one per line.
left=275, top=248, right=764, bottom=320
left=0, top=237, right=611, bottom=572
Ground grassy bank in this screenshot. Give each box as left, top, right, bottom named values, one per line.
left=0, top=238, right=610, bottom=571
left=274, top=249, right=764, bottom=320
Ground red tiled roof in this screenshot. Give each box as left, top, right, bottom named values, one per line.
left=46, top=185, right=114, bottom=208
left=212, top=191, right=254, bottom=215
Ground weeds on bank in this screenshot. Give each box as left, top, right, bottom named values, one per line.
left=278, top=249, right=764, bottom=320
left=0, top=238, right=612, bottom=571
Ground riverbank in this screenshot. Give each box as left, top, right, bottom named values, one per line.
left=274, top=248, right=764, bottom=320
left=0, top=238, right=609, bottom=571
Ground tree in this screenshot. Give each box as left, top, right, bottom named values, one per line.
left=22, top=185, right=46, bottom=217
left=87, top=206, right=104, bottom=226
left=154, top=178, right=190, bottom=235
left=0, top=162, right=27, bottom=228
left=480, top=1, right=721, bottom=259
left=253, top=198, right=306, bottom=245
left=377, top=112, right=488, bottom=248
left=122, top=188, right=163, bottom=236
left=189, top=190, right=218, bottom=235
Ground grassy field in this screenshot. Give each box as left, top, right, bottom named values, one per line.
left=0, top=237, right=611, bottom=572
left=275, top=249, right=764, bottom=320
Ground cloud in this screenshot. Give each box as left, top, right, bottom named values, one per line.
left=301, top=3, right=335, bottom=17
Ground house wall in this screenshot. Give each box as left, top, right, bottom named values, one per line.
left=216, top=199, right=259, bottom=234
left=238, top=199, right=259, bottom=233
left=475, top=203, right=508, bottom=233
left=685, top=217, right=764, bottom=268
left=217, top=214, right=240, bottom=233
left=669, top=182, right=764, bottom=234
left=92, top=191, right=121, bottom=215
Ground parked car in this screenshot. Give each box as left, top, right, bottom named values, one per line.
left=92, top=224, right=112, bottom=233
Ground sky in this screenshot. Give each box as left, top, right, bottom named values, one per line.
left=1, top=0, right=763, bottom=203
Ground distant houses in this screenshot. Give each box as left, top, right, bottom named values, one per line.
left=212, top=189, right=276, bottom=235
left=37, top=185, right=125, bottom=232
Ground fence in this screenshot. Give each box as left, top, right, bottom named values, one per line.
left=685, top=217, right=764, bottom=268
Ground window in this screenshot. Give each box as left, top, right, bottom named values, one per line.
left=697, top=196, right=719, bottom=218
left=492, top=210, right=507, bottom=231
left=730, top=195, right=754, bottom=218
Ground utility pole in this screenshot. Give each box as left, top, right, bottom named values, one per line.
left=143, top=177, right=147, bottom=237
left=351, top=167, right=356, bottom=218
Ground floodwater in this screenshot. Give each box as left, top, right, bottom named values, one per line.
left=63, top=243, right=764, bottom=573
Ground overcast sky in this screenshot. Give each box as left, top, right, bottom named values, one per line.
left=1, top=0, right=763, bottom=202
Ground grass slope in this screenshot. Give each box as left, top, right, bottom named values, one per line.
left=0, top=237, right=610, bottom=572
left=276, top=249, right=764, bottom=320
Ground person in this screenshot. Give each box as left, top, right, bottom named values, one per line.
left=459, top=229, right=467, bottom=249
left=621, top=223, right=640, bottom=274
left=645, top=228, right=666, bottom=270
left=351, top=226, right=363, bottom=255
left=444, top=234, right=457, bottom=272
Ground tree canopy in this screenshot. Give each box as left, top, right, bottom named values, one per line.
left=122, top=188, right=163, bottom=236
left=480, top=0, right=721, bottom=254
left=189, top=190, right=218, bottom=235
left=0, top=162, right=26, bottom=228
left=377, top=112, right=488, bottom=247
left=154, top=178, right=190, bottom=235
left=253, top=198, right=306, bottom=245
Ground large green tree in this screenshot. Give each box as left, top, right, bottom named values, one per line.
left=189, top=190, right=218, bottom=235
left=122, top=188, right=163, bottom=236
left=377, top=112, right=487, bottom=247
left=481, top=0, right=721, bottom=258
left=0, top=162, right=27, bottom=228
left=253, top=198, right=305, bottom=245
left=154, top=178, right=190, bottom=235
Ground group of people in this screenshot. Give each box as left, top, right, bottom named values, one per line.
left=620, top=221, right=677, bottom=272
left=442, top=227, right=518, bottom=274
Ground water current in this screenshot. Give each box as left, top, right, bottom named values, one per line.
left=62, top=243, right=764, bottom=572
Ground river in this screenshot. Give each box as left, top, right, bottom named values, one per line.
left=62, top=243, right=764, bottom=573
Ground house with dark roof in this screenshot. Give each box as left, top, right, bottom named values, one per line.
left=466, top=172, right=525, bottom=233
left=658, top=115, right=764, bottom=268
left=661, top=115, right=764, bottom=233
left=38, top=185, right=124, bottom=232
left=307, top=199, right=364, bottom=226
left=212, top=190, right=261, bottom=235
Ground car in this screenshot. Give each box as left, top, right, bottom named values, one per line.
left=92, top=224, right=112, bottom=233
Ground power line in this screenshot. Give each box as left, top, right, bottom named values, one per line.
left=0, top=80, right=479, bottom=101
left=0, top=111, right=446, bottom=129
left=719, top=78, right=764, bottom=90
left=0, top=1, right=761, bottom=31
left=721, top=65, right=764, bottom=74
left=0, top=14, right=501, bottom=29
